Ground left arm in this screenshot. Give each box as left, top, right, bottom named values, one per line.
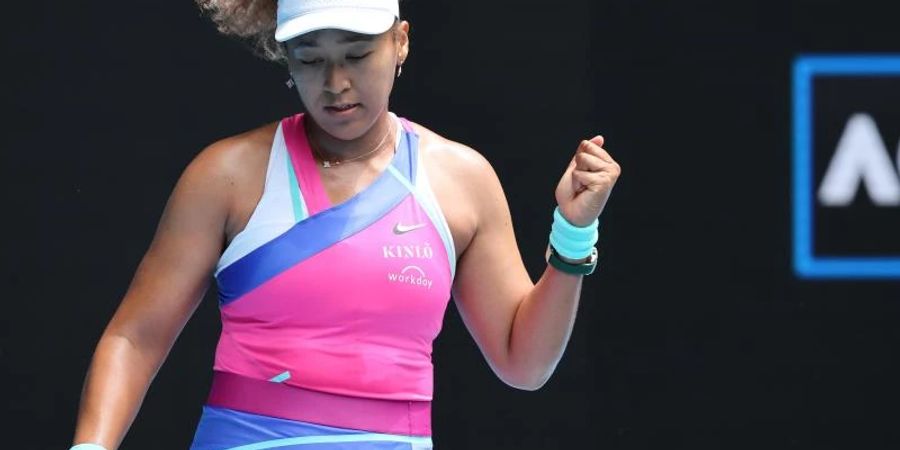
left=451, top=136, right=620, bottom=390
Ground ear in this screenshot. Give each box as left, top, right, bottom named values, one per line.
left=395, top=20, right=411, bottom=64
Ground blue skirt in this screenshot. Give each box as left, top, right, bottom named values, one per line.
left=189, top=406, right=434, bottom=450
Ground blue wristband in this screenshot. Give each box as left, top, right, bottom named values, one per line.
left=549, top=230, right=596, bottom=259
left=550, top=206, right=599, bottom=260
left=552, top=207, right=598, bottom=238
left=70, top=444, right=108, bottom=450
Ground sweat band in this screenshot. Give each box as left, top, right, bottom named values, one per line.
left=549, top=206, right=599, bottom=260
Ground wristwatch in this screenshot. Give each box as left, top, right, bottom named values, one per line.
left=546, top=244, right=599, bottom=275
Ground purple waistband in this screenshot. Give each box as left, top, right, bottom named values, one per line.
left=206, top=371, right=432, bottom=436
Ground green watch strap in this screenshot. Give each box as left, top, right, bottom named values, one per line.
left=547, top=245, right=598, bottom=275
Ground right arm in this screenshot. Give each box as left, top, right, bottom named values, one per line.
left=71, top=141, right=238, bottom=450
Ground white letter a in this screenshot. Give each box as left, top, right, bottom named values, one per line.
left=817, top=113, right=900, bottom=206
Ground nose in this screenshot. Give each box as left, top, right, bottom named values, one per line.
left=323, top=62, right=351, bottom=95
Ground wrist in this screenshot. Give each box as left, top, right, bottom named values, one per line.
left=547, top=206, right=600, bottom=275
left=549, top=206, right=599, bottom=260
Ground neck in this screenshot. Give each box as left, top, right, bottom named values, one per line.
left=306, top=111, right=394, bottom=163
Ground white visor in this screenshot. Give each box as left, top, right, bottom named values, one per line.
left=275, top=0, right=399, bottom=42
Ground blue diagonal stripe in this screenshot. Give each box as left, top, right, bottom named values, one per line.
left=216, top=130, right=414, bottom=305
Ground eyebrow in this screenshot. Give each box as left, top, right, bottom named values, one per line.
left=293, top=33, right=376, bottom=48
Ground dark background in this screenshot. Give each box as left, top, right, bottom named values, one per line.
left=3, top=0, right=900, bottom=448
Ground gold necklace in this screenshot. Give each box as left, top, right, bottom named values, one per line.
left=309, top=121, right=394, bottom=168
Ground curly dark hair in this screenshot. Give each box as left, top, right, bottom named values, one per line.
left=195, top=0, right=284, bottom=62
left=195, top=1, right=406, bottom=64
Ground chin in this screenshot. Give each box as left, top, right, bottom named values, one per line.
left=308, top=109, right=374, bottom=141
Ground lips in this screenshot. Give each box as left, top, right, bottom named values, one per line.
left=324, top=103, right=360, bottom=114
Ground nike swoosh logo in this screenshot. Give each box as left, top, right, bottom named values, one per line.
left=393, top=222, right=426, bottom=234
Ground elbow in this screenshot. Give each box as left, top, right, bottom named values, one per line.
left=507, top=378, right=548, bottom=392
left=498, top=366, right=554, bottom=391
left=490, top=348, right=563, bottom=391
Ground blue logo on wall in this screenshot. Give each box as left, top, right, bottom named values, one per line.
left=793, top=55, right=900, bottom=279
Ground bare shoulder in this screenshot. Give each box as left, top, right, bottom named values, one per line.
left=406, top=120, right=498, bottom=188
left=180, top=121, right=279, bottom=240
left=189, top=121, right=279, bottom=184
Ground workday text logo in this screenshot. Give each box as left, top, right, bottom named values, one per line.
left=793, top=55, right=900, bottom=279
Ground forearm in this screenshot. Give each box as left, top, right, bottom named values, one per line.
left=72, top=332, right=167, bottom=450
left=505, top=264, right=584, bottom=390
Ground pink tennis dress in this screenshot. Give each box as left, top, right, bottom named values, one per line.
left=189, top=112, right=456, bottom=450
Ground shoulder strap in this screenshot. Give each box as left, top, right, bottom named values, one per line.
left=398, top=116, right=417, bottom=135
left=281, top=113, right=332, bottom=216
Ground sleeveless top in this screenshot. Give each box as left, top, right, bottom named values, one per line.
left=212, top=113, right=456, bottom=401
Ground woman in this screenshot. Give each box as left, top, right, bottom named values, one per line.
left=70, top=0, right=620, bottom=449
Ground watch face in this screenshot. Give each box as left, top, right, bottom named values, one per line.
left=588, top=247, right=599, bottom=263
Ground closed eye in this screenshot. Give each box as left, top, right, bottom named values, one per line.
left=347, top=52, right=372, bottom=61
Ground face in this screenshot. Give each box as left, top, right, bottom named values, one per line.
left=284, top=22, right=410, bottom=141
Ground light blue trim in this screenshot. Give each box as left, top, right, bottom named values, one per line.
left=286, top=154, right=308, bottom=222
left=268, top=371, right=291, bottom=383
left=418, top=169, right=458, bottom=280
left=791, top=54, right=900, bottom=279
left=386, top=164, right=457, bottom=280
left=225, top=433, right=433, bottom=450
left=70, top=445, right=108, bottom=450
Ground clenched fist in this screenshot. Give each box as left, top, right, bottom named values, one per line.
left=555, top=135, right=621, bottom=227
